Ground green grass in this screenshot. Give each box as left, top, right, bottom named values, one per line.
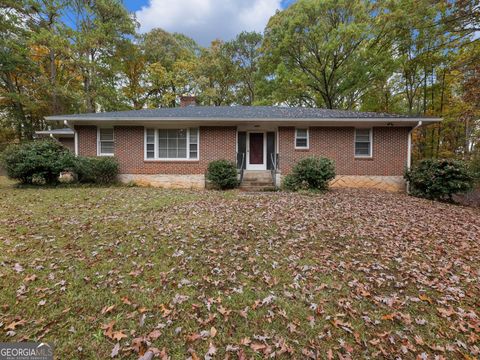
left=0, top=178, right=479, bottom=358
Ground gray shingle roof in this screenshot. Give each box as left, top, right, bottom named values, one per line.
left=45, top=106, right=435, bottom=121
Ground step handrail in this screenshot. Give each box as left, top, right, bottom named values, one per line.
left=237, top=152, right=245, bottom=184
left=270, top=153, right=279, bottom=187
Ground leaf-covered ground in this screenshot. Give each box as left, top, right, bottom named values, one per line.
left=0, top=181, right=479, bottom=359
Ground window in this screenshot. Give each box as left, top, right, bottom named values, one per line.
left=145, top=128, right=199, bottom=160
left=295, top=128, right=309, bottom=149
left=355, top=128, right=372, bottom=157
left=146, top=129, right=155, bottom=159
left=98, top=128, right=114, bottom=156
left=189, top=128, right=198, bottom=159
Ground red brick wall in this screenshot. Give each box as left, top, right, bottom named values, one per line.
left=278, top=126, right=410, bottom=176
left=75, top=125, right=236, bottom=174
left=75, top=125, right=409, bottom=176
left=76, top=125, right=97, bottom=156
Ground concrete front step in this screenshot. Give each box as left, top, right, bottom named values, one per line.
left=241, top=181, right=274, bottom=186
left=239, top=185, right=276, bottom=192
left=242, top=170, right=272, bottom=180
left=240, top=170, right=275, bottom=191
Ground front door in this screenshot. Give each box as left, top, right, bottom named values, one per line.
left=247, top=132, right=266, bottom=170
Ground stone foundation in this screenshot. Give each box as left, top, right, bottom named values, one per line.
left=118, top=174, right=205, bottom=189
left=330, top=175, right=405, bottom=192
left=119, top=173, right=405, bottom=192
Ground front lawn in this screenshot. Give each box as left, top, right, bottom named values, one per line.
left=0, top=180, right=479, bottom=359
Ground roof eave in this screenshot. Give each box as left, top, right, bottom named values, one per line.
left=46, top=116, right=442, bottom=123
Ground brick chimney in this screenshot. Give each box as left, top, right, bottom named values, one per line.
left=180, top=95, right=197, bottom=107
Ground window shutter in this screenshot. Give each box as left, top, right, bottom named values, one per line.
left=237, top=132, right=246, bottom=169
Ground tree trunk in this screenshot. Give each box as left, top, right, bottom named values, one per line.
left=50, top=48, right=58, bottom=114
left=423, top=67, right=427, bottom=115
left=84, top=73, right=94, bottom=113
left=440, top=69, right=446, bottom=115
left=431, top=68, right=435, bottom=112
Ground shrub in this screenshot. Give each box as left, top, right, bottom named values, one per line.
left=283, top=156, right=335, bottom=191
left=405, top=158, right=474, bottom=201
left=469, top=156, right=480, bottom=184
left=76, top=157, right=119, bottom=184
left=1, top=140, right=76, bottom=185
left=206, top=160, right=238, bottom=190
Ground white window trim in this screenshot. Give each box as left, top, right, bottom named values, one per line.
left=354, top=128, right=373, bottom=158
left=144, top=127, right=200, bottom=161
left=295, top=128, right=309, bottom=149
left=97, top=127, right=114, bottom=156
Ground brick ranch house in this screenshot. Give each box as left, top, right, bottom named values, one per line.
left=43, top=98, right=441, bottom=191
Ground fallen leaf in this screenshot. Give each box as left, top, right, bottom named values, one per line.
left=24, top=274, right=37, bottom=282
left=147, top=329, right=161, bottom=341
left=101, top=305, right=116, bottom=314
left=121, top=297, right=132, bottom=305
left=381, top=313, right=396, bottom=321
left=419, top=294, right=433, bottom=304
left=186, top=333, right=201, bottom=342
left=5, top=319, right=26, bottom=330
left=101, top=320, right=115, bottom=339
left=210, top=326, right=217, bottom=338
left=250, top=342, right=266, bottom=352
left=138, top=350, right=154, bottom=360
left=110, top=343, right=120, bottom=358
left=112, top=331, right=127, bottom=341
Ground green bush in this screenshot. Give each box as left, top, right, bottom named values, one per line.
left=76, top=157, right=119, bottom=184
left=405, top=158, right=474, bottom=201
left=206, top=160, right=238, bottom=190
left=1, top=140, right=76, bottom=185
left=282, top=156, right=335, bottom=191
left=0, top=140, right=119, bottom=185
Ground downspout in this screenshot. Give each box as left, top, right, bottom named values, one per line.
left=406, top=121, right=422, bottom=193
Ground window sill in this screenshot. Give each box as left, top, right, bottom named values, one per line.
left=354, top=156, right=373, bottom=160
left=98, top=153, right=114, bottom=157
left=294, top=148, right=310, bottom=151
left=144, top=159, right=200, bottom=163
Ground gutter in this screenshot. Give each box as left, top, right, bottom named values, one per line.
left=44, top=116, right=442, bottom=123
left=406, top=120, right=422, bottom=193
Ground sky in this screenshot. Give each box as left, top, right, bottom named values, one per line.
left=124, top=0, right=295, bottom=46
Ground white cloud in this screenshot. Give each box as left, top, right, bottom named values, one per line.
left=135, top=0, right=282, bottom=46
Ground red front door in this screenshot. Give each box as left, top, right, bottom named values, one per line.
left=249, top=133, right=264, bottom=165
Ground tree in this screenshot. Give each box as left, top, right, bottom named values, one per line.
left=224, top=31, right=262, bottom=105
left=382, top=0, right=448, bottom=115
left=142, top=28, right=198, bottom=107
left=0, top=0, right=39, bottom=139
left=69, top=0, right=136, bottom=112
left=196, top=40, right=236, bottom=106
left=262, top=0, right=389, bottom=109
left=116, top=38, right=148, bottom=109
